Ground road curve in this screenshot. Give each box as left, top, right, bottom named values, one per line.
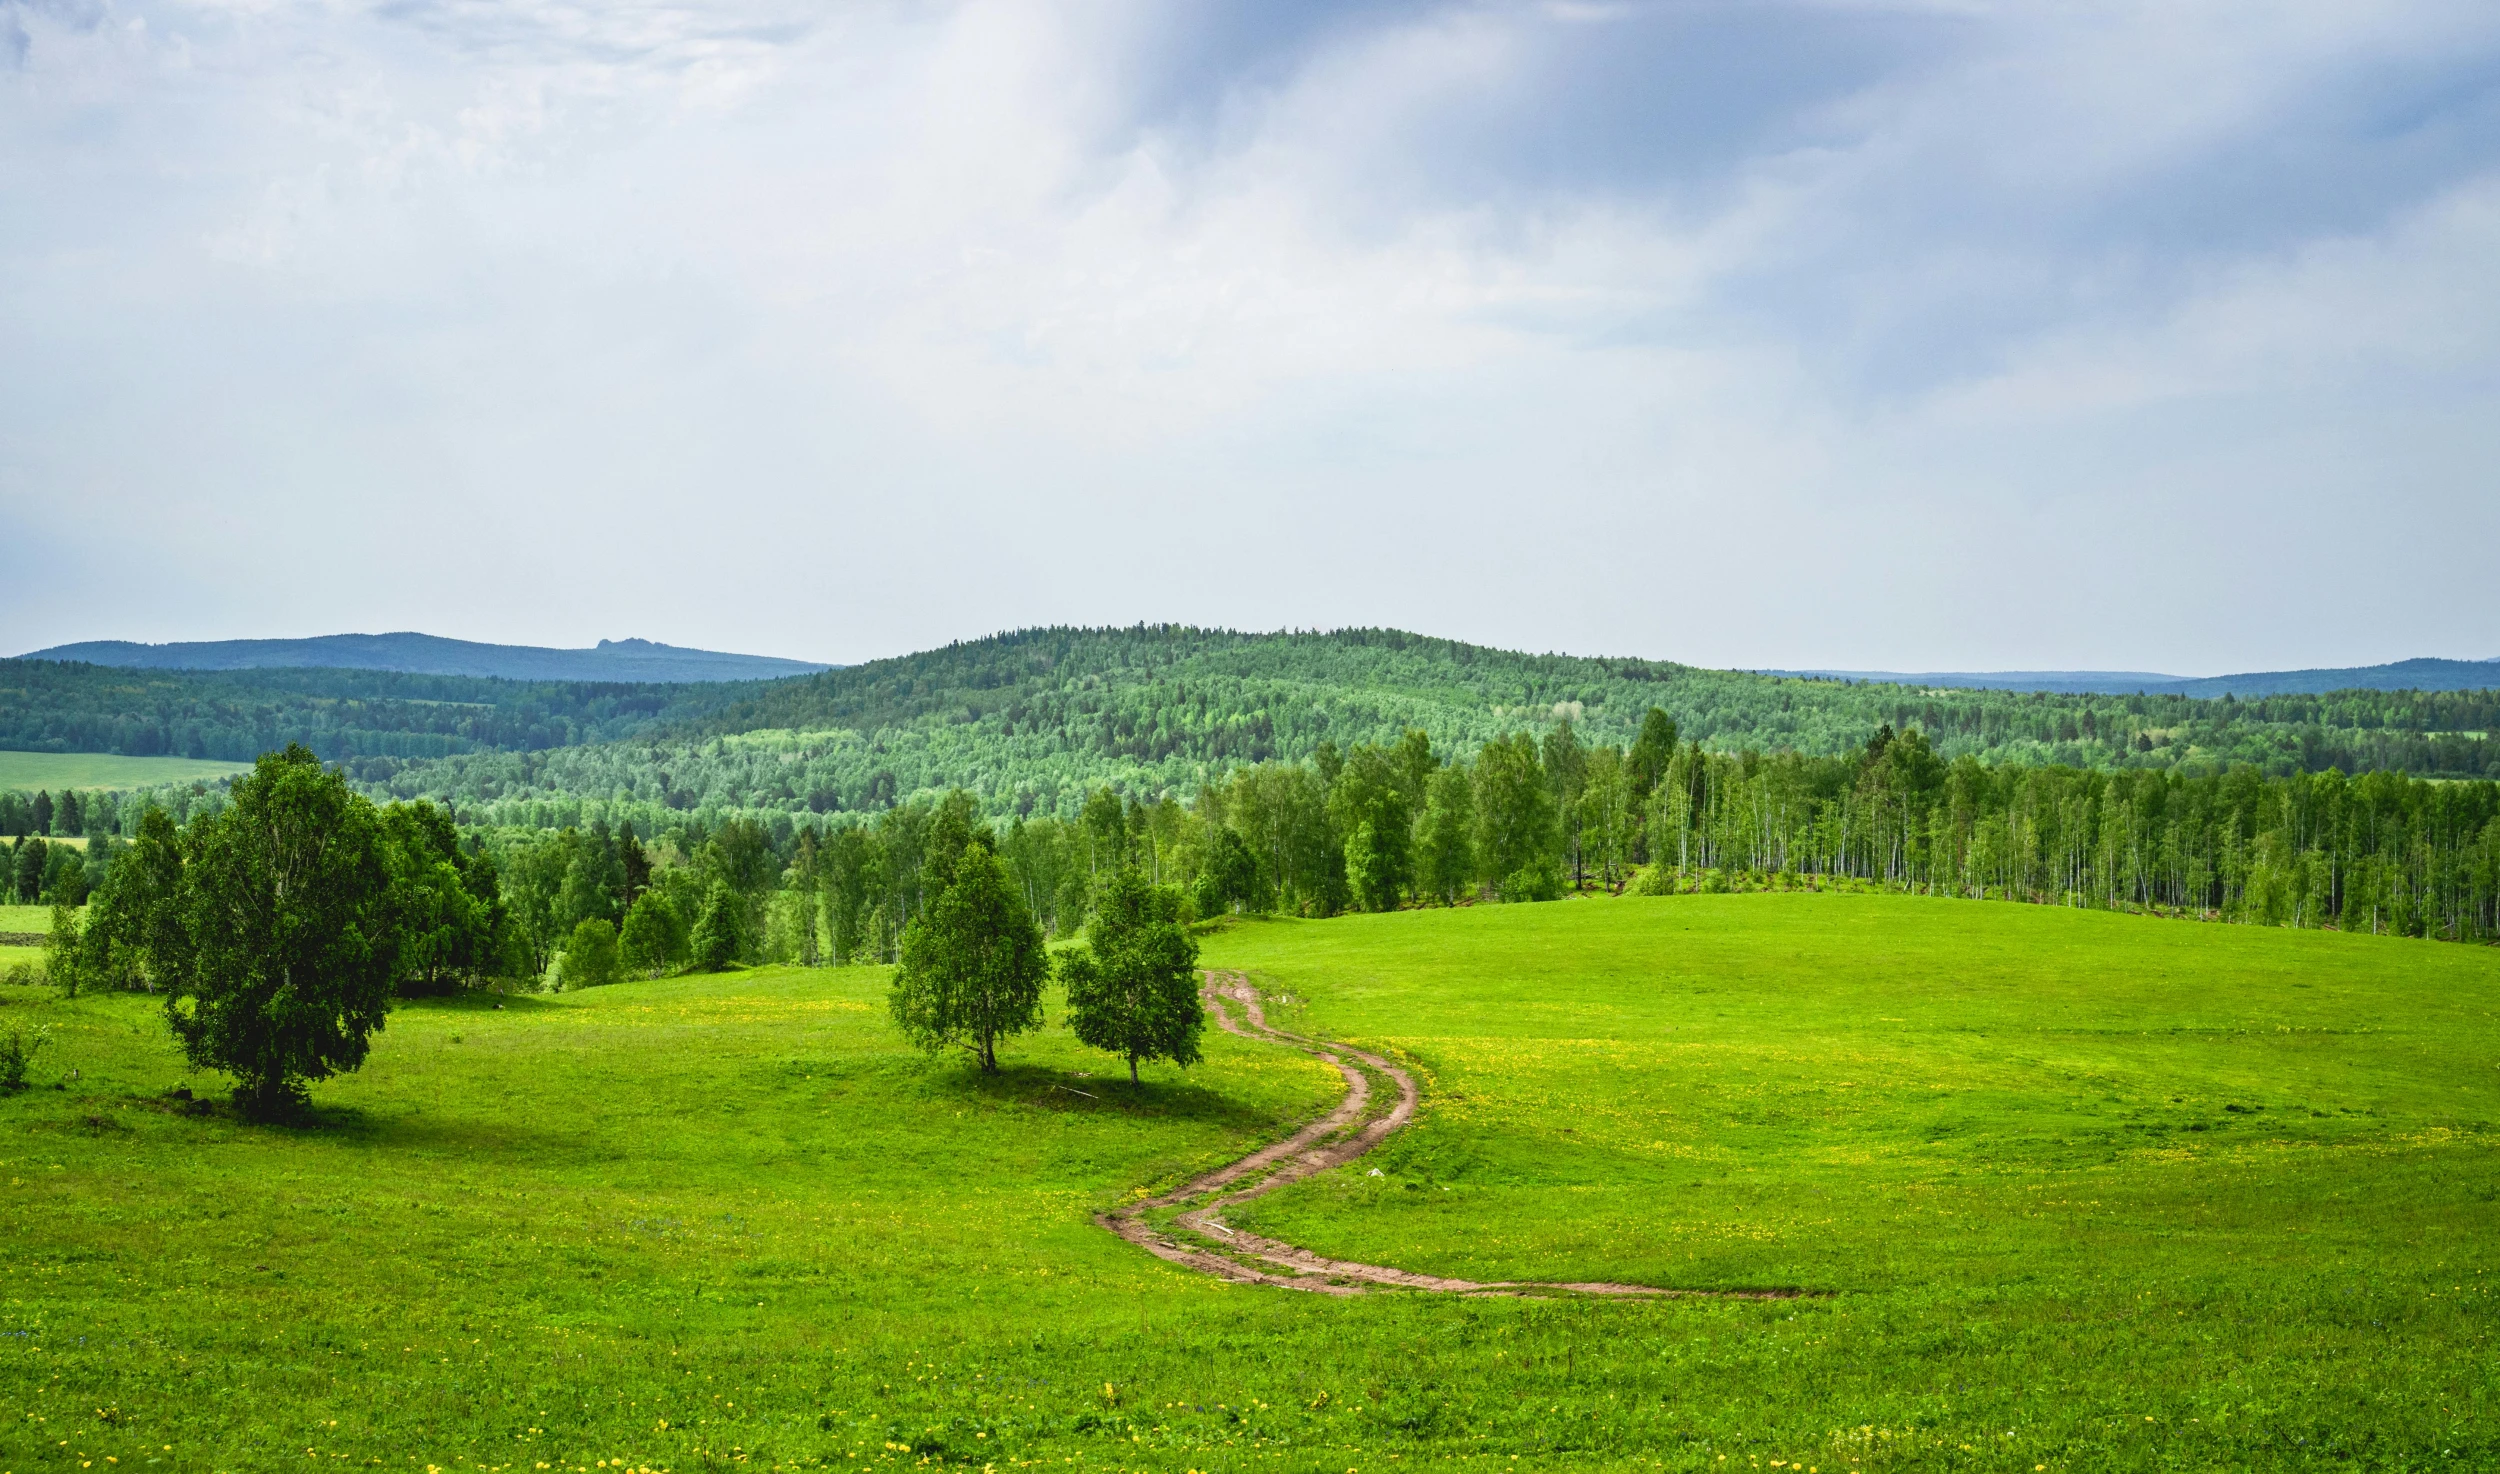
left=1094, top=970, right=1805, bottom=1299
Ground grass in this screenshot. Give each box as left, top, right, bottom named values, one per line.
left=0, top=894, right=2492, bottom=1472
left=0, top=751, right=250, bottom=792
left=0, top=904, right=73, bottom=934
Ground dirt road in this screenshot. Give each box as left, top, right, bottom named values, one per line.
left=1095, top=970, right=1802, bottom=1298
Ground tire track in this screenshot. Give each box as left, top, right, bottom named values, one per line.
left=1095, top=970, right=1806, bottom=1299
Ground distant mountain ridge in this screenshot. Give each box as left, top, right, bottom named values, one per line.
left=19, top=632, right=833, bottom=684
left=1773, top=656, right=2500, bottom=698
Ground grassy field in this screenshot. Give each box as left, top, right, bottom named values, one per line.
left=0, top=751, right=250, bottom=792
left=1, top=896, right=2493, bottom=1472
left=0, top=904, right=71, bottom=933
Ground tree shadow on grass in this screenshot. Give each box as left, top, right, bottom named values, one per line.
left=917, top=1059, right=1294, bottom=1135
left=394, top=989, right=560, bottom=1014
left=82, top=1081, right=586, bottom=1165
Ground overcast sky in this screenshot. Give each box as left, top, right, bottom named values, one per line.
left=5, top=0, right=2497, bottom=674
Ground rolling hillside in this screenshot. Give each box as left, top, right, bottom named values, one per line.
left=10, top=627, right=2499, bottom=819
left=1787, top=655, right=2500, bottom=697
left=20, top=631, right=831, bottom=683
left=354, top=626, right=2500, bottom=827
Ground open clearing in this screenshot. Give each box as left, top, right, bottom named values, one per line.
left=2, top=894, right=2494, bottom=1471
left=0, top=751, right=250, bottom=792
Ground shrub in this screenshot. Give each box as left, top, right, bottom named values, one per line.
left=1499, top=865, right=1562, bottom=903
left=619, top=892, right=687, bottom=977
left=0, top=1023, right=51, bottom=1092
left=688, top=882, right=753, bottom=972
left=561, top=918, right=622, bottom=991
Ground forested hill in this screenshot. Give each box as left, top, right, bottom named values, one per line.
left=339, top=626, right=2500, bottom=831
left=0, top=660, right=746, bottom=763
left=20, top=632, right=831, bottom=683
left=1784, top=656, right=2500, bottom=698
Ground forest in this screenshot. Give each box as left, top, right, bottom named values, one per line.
left=341, top=627, right=2500, bottom=834
left=0, top=659, right=738, bottom=762
left=22, top=708, right=2499, bottom=997
left=7, top=630, right=2500, bottom=838
left=8, top=628, right=2500, bottom=963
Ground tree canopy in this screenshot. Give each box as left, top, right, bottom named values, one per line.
left=887, top=842, right=1047, bottom=1073
left=157, top=745, right=403, bottom=1118
left=1058, top=867, right=1203, bottom=1083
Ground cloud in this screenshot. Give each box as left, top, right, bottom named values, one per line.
left=1, top=0, right=2496, bottom=670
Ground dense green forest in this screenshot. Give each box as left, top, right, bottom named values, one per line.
left=24, top=715, right=2499, bottom=998
left=335, top=626, right=2500, bottom=832
left=0, top=660, right=739, bottom=762
left=8, top=630, right=2500, bottom=884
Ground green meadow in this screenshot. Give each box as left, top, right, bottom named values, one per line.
left=2, top=895, right=2494, bottom=1472
left=0, top=752, right=250, bottom=794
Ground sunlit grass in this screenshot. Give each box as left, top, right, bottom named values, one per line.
left=1, top=893, right=2492, bottom=1471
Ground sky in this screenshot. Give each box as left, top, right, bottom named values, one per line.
left=5, top=0, right=2498, bottom=674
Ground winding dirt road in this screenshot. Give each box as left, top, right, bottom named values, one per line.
left=1095, top=971, right=1803, bottom=1298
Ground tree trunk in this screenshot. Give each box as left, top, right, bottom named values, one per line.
left=1128, top=1054, right=1140, bottom=1084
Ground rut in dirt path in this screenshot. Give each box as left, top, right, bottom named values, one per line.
left=1093, top=971, right=1808, bottom=1299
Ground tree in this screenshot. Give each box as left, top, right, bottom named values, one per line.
left=1579, top=746, right=1633, bottom=891
left=1418, top=762, right=1476, bottom=904
left=1543, top=721, right=1590, bottom=886
left=31, top=790, right=52, bottom=837
left=563, top=917, right=622, bottom=990
left=619, top=890, right=688, bottom=976
left=55, top=806, right=184, bottom=995
left=11, top=837, right=44, bottom=904
left=1059, top=867, right=1203, bottom=1083
left=1329, top=743, right=1415, bottom=912
left=1079, top=787, right=1128, bottom=874
left=618, top=820, right=652, bottom=910
left=1625, top=708, right=1679, bottom=862
left=922, top=789, right=990, bottom=896
left=1474, top=733, right=1561, bottom=900
left=689, top=880, right=753, bottom=971
left=380, top=801, right=503, bottom=996
left=1194, top=826, right=1259, bottom=917
left=500, top=833, right=573, bottom=981
left=821, top=826, right=881, bottom=963
left=160, top=745, right=402, bottom=1119
left=888, top=843, right=1046, bottom=1073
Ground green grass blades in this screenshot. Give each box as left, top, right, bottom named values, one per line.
left=0, top=897, right=2492, bottom=1472
left=1202, top=893, right=2500, bottom=1468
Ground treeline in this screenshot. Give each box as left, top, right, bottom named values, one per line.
left=0, top=659, right=739, bottom=764
left=15, top=629, right=2500, bottom=835
left=454, top=710, right=2500, bottom=963
left=348, top=627, right=2500, bottom=830
left=1643, top=727, right=2500, bottom=941
left=42, top=712, right=2500, bottom=1024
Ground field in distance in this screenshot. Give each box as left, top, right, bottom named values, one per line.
left=0, top=904, right=69, bottom=932
left=0, top=750, right=250, bottom=792
left=1, top=895, right=2492, bottom=1470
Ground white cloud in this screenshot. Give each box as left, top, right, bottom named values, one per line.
left=2, top=0, right=2496, bottom=670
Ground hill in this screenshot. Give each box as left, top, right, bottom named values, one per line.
left=18, top=631, right=832, bottom=683
left=357, top=625, right=2500, bottom=828
left=3, top=895, right=2490, bottom=1468
left=9, top=627, right=2500, bottom=828
left=1786, top=655, right=2500, bottom=697
left=0, top=660, right=756, bottom=768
